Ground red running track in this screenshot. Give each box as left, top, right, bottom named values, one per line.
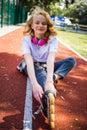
left=0, top=27, right=87, bottom=130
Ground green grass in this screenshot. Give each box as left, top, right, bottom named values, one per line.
left=56, top=28, right=87, bottom=59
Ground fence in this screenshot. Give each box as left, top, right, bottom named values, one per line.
left=0, top=0, right=27, bottom=28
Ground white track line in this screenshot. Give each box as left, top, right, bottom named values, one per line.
left=57, top=38, right=87, bottom=62
left=23, top=78, right=32, bottom=130
left=0, top=26, right=21, bottom=37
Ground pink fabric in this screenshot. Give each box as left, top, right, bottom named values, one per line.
left=31, top=37, right=47, bottom=46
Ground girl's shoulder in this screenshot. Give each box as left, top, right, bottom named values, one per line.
left=49, top=35, right=57, bottom=39
left=48, top=36, right=58, bottom=42
left=23, top=35, right=31, bottom=41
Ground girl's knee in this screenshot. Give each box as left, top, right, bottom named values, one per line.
left=68, top=57, right=76, bottom=67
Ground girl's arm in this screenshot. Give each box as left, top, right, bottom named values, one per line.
left=45, top=52, right=56, bottom=95
left=24, top=53, right=43, bottom=103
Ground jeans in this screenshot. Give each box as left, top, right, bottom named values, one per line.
left=17, top=57, right=76, bottom=91
left=35, top=57, right=76, bottom=90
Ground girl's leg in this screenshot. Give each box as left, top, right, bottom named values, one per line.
left=34, top=65, right=47, bottom=91
left=54, top=57, right=76, bottom=80
left=17, top=60, right=47, bottom=90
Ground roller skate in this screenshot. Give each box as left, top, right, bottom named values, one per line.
left=53, top=73, right=58, bottom=84
left=42, top=90, right=55, bottom=129
left=17, top=60, right=27, bottom=75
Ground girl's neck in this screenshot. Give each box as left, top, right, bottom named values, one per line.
left=34, top=34, right=45, bottom=39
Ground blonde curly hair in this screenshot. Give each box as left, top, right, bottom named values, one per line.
left=23, top=7, right=57, bottom=38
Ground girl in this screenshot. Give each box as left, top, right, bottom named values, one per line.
left=17, top=7, right=76, bottom=107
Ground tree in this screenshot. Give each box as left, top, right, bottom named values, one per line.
left=21, top=0, right=60, bottom=13
left=62, top=1, right=87, bottom=25
left=65, top=0, right=69, bottom=8
left=71, top=0, right=75, bottom=4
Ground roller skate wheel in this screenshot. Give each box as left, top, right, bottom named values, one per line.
left=48, top=93, right=55, bottom=129
left=50, top=105, right=55, bottom=113
left=48, top=93, right=55, bottom=104
left=50, top=121, right=55, bottom=129
left=50, top=113, right=55, bottom=122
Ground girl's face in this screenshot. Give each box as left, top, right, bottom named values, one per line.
left=31, top=14, right=47, bottom=38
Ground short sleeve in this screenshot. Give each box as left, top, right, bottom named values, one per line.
left=22, top=36, right=31, bottom=55
left=49, top=37, right=58, bottom=53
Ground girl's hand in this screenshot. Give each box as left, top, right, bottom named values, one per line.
left=32, top=83, right=44, bottom=104
left=45, top=81, right=57, bottom=96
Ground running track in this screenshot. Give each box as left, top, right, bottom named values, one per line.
left=0, top=27, right=87, bottom=130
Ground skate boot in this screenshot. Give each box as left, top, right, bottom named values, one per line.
left=42, top=90, right=55, bottom=129
left=53, top=73, right=58, bottom=84
left=17, top=60, right=27, bottom=75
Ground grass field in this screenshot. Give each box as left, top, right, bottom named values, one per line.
left=56, top=28, right=87, bottom=59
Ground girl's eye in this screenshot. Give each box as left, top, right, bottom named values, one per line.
left=35, top=22, right=39, bottom=24
left=35, top=21, right=47, bottom=25
left=42, top=22, right=47, bottom=25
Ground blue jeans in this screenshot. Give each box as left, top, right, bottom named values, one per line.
left=18, top=57, right=76, bottom=91
left=35, top=57, right=76, bottom=90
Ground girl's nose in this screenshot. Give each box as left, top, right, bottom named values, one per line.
left=39, top=23, right=43, bottom=26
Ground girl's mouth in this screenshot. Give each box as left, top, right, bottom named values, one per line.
left=38, top=29, right=43, bottom=31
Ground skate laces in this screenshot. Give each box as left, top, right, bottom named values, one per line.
left=34, top=90, right=57, bottom=115
left=34, top=103, right=43, bottom=115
